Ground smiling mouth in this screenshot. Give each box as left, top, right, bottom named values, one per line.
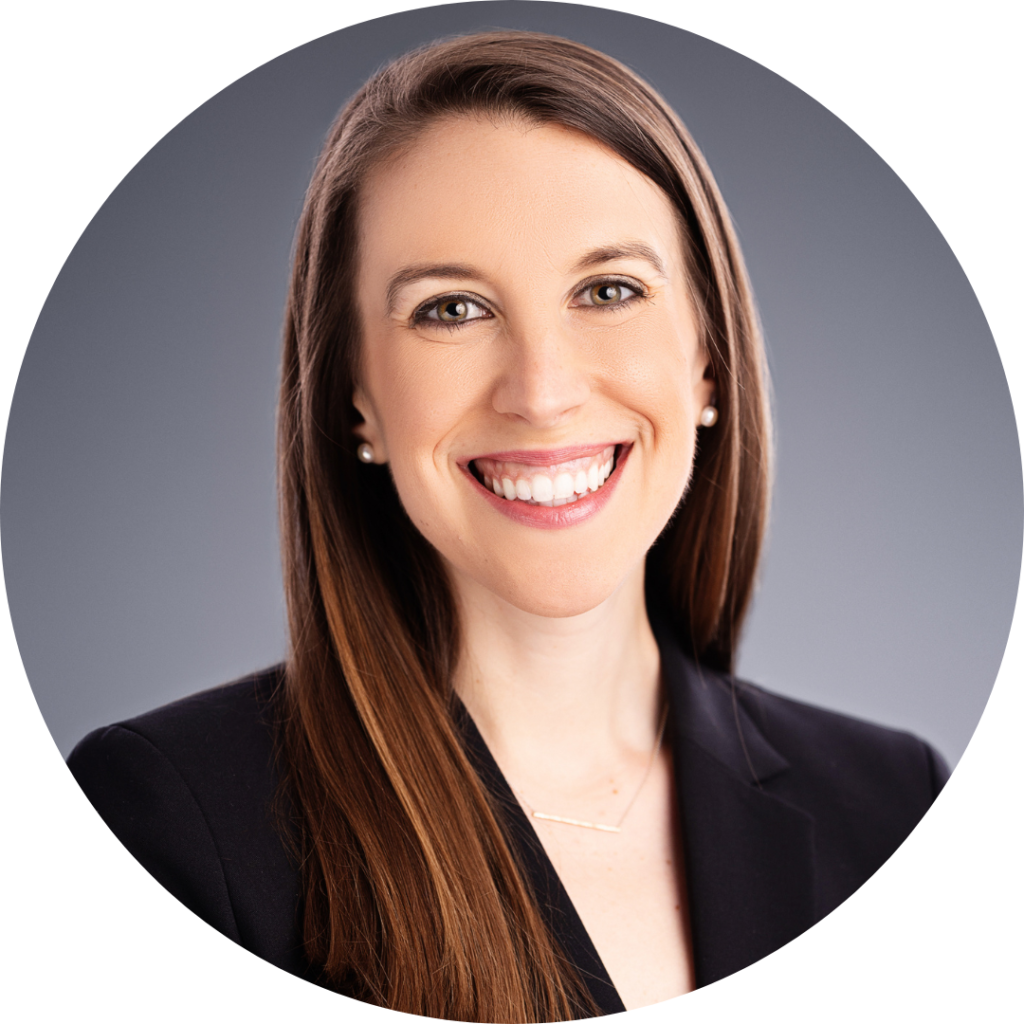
left=469, top=445, right=619, bottom=506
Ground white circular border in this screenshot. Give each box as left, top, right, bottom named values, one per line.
left=2, top=2, right=1020, bottom=1020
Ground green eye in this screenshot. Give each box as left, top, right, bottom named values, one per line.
left=590, top=283, right=622, bottom=305
left=437, top=299, right=468, bottom=321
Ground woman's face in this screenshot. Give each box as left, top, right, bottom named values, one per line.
left=354, top=115, right=713, bottom=618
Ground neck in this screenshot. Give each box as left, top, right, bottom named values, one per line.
left=450, top=563, right=662, bottom=779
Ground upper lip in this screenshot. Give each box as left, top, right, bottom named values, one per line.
left=461, top=443, right=624, bottom=467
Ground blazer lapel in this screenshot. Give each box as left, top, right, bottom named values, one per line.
left=456, top=706, right=626, bottom=1017
left=658, top=634, right=818, bottom=986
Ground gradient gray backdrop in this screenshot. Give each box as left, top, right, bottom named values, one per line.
left=3, top=2, right=1020, bottom=765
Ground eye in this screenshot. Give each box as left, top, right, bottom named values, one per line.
left=415, top=294, right=492, bottom=326
left=575, top=279, right=643, bottom=308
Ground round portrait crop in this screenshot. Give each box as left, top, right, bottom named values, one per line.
left=62, top=31, right=941, bottom=1016
left=5, top=8, right=1019, bottom=1024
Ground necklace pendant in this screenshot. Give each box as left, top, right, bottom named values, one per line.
left=531, top=811, right=622, bottom=833
left=517, top=701, right=668, bottom=837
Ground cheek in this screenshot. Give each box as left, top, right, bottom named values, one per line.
left=363, top=337, right=487, bottom=509
left=596, top=313, right=702, bottom=438
left=609, top=329, right=703, bottom=520
left=366, top=338, right=464, bottom=445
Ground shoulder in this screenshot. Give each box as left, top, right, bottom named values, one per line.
left=67, top=666, right=307, bottom=975
left=68, top=667, right=285, bottom=844
left=71, top=665, right=283, bottom=776
left=659, top=630, right=949, bottom=808
left=732, top=677, right=949, bottom=914
left=735, top=678, right=950, bottom=801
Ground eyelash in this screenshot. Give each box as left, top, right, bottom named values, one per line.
left=412, top=292, right=491, bottom=330
left=411, top=277, right=647, bottom=330
left=575, top=276, right=646, bottom=309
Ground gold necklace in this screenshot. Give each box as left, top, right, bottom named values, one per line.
left=515, top=703, right=669, bottom=834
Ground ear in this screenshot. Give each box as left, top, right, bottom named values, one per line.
left=693, top=352, right=716, bottom=426
left=351, top=385, right=389, bottom=464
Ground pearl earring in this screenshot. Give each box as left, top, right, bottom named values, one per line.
left=699, top=405, right=719, bottom=428
left=356, top=442, right=375, bottom=463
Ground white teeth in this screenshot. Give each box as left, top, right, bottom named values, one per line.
left=477, top=446, right=618, bottom=505
left=554, top=472, right=575, bottom=499
left=531, top=475, right=554, bottom=502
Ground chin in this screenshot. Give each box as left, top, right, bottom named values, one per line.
left=480, top=561, right=638, bottom=620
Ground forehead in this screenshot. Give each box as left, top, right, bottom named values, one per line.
left=356, top=115, right=684, bottom=276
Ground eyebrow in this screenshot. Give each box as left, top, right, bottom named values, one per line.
left=383, top=243, right=667, bottom=316
left=571, top=242, right=666, bottom=277
left=385, top=264, right=480, bottom=317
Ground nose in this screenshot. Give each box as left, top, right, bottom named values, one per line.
left=490, top=318, right=591, bottom=428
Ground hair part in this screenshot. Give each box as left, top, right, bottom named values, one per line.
left=278, top=30, right=771, bottom=1020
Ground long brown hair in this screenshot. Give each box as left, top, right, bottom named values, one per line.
left=277, top=31, right=770, bottom=1021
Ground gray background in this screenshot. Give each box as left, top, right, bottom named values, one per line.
left=2, top=2, right=1019, bottom=764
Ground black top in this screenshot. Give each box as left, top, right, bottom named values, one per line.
left=67, top=631, right=948, bottom=1014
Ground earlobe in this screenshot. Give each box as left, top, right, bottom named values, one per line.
left=695, top=357, right=717, bottom=428
left=352, top=387, right=388, bottom=464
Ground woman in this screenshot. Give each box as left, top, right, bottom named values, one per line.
left=68, top=31, right=948, bottom=1021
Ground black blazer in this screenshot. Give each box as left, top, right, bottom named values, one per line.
left=67, top=632, right=948, bottom=1015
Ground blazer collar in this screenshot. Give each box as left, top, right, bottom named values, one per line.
left=656, top=624, right=818, bottom=986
